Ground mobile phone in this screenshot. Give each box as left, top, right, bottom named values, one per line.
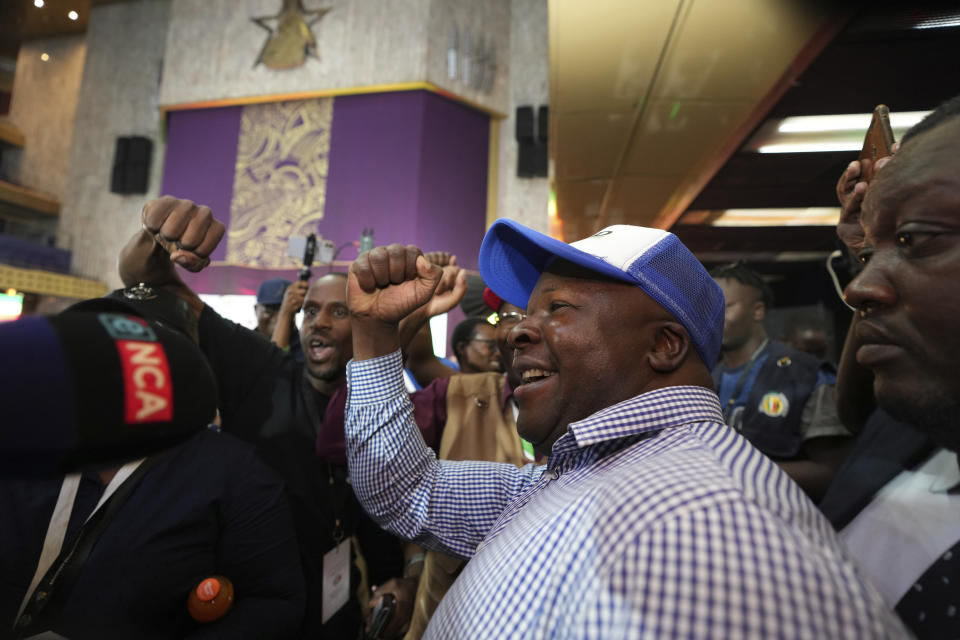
left=286, top=234, right=335, bottom=278
left=858, top=104, right=895, bottom=182
left=365, top=593, right=396, bottom=640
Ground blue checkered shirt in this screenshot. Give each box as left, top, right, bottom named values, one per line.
left=346, top=350, right=907, bottom=639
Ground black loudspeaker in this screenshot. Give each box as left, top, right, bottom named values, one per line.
left=110, top=138, right=129, bottom=193
left=110, top=136, right=152, bottom=194
left=537, top=106, right=548, bottom=144
left=515, top=106, right=535, bottom=143
left=516, top=106, right=548, bottom=178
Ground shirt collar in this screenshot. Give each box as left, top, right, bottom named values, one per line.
left=550, top=386, right=724, bottom=456
left=925, top=448, right=960, bottom=493
left=501, top=375, right=515, bottom=410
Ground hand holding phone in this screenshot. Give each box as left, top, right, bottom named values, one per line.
left=837, top=105, right=898, bottom=258
left=365, top=593, right=396, bottom=640
left=858, top=104, right=895, bottom=183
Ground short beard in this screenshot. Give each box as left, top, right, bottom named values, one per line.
left=879, top=390, right=960, bottom=453
left=308, top=364, right=345, bottom=383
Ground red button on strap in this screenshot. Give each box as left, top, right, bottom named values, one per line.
left=196, top=578, right=221, bottom=602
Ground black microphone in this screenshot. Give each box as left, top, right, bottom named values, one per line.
left=0, top=303, right=217, bottom=477
left=299, top=233, right=317, bottom=282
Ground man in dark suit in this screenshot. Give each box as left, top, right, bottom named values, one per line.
left=0, top=306, right=305, bottom=638
left=819, top=94, right=960, bottom=639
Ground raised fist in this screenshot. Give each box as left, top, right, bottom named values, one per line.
left=348, top=245, right=443, bottom=326
left=141, top=196, right=225, bottom=272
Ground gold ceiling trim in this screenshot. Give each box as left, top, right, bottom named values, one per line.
left=159, top=82, right=507, bottom=120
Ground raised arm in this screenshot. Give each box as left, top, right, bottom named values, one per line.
left=271, top=280, right=308, bottom=350
left=344, top=245, right=539, bottom=558
left=118, top=197, right=288, bottom=424
left=119, top=196, right=226, bottom=316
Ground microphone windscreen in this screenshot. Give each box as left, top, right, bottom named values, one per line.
left=0, top=307, right=217, bottom=476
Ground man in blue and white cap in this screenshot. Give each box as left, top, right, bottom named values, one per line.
left=343, top=220, right=906, bottom=638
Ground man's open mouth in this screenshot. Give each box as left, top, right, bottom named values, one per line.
left=309, top=339, right=336, bottom=362
left=520, top=368, right=556, bottom=385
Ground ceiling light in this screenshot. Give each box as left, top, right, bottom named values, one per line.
left=758, top=142, right=863, bottom=154
left=68, top=10, right=79, bottom=20
left=777, top=111, right=930, bottom=133
left=40, top=53, right=50, bottom=62
left=684, top=208, right=840, bottom=227
left=746, top=109, right=934, bottom=154
left=913, top=15, right=960, bottom=30
left=34, top=0, right=44, bottom=7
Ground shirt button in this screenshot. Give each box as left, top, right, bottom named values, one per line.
left=544, top=470, right=559, bottom=481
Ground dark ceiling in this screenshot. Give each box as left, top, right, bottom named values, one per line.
left=677, top=4, right=960, bottom=259
left=0, top=0, right=129, bottom=59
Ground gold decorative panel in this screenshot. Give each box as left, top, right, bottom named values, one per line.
left=226, top=98, right=334, bottom=268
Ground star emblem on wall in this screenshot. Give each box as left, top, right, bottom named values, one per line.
left=252, top=0, right=332, bottom=70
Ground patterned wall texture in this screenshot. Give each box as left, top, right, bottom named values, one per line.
left=227, top=98, right=333, bottom=268
left=162, top=90, right=489, bottom=296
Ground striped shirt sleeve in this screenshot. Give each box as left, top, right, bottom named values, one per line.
left=345, top=350, right=542, bottom=558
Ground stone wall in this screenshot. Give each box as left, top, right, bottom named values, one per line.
left=423, top=0, right=510, bottom=114
left=496, top=0, right=549, bottom=233
left=1, top=36, right=86, bottom=201
left=59, top=0, right=171, bottom=288
left=159, top=0, right=436, bottom=108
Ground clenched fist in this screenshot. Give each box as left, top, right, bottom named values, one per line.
left=348, top=245, right=443, bottom=326
left=141, top=196, right=225, bottom=272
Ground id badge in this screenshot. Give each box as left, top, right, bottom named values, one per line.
left=321, top=538, right=351, bottom=623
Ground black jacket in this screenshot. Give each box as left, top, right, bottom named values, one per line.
left=0, top=430, right=304, bottom=639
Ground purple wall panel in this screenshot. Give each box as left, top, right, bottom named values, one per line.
left=160, top=106, right=243, bottom=263
left=161, top=91, right=488, bottom=303
left=320, top=91, right=426, bottom=258
left=415, top=92, right=489, bottom=271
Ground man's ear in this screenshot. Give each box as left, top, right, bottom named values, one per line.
left=752, top=300, right=766, bottom=322
left=648, top=322, right=690, bottom=373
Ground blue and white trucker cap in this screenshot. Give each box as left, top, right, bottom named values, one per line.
left=478, top=219, right=725, bottom=366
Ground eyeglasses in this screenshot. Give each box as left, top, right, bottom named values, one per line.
left=493, top=311, right=526, bottom=325
left=468, top=338, right=498, bottom=350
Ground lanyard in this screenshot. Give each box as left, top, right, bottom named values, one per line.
left=300, top=371, right=349, bottom=543
left=16, top=460, right=144, bottom=623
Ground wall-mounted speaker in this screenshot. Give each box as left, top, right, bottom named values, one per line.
left=515, top=106, right=535, bottom=144
left=110, top=136, right=152, bottom=194
left=537, top=106, right=548, bottom=144
left=516, top=105, right=548, bottom=178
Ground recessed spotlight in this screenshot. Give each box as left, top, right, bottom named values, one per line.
left=40, top=53, right=50, bottom=62
left=68, top=10, right=79, bottom=20
left=34, top=0, right=44, bottom=7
